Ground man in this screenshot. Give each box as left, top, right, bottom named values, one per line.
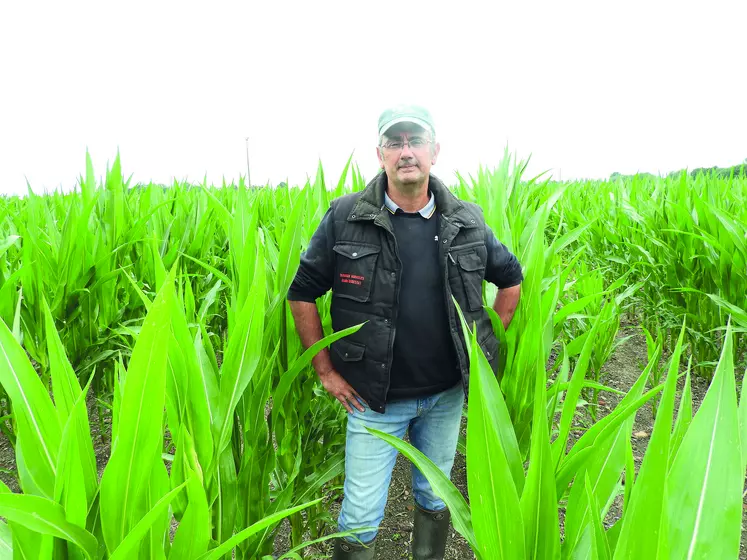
left=287, top=104, right=523, bottom=559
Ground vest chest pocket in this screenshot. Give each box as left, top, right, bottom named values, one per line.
left=333, top=243, right=381, bottom=302
left=457, top=251, right=486, bottom=311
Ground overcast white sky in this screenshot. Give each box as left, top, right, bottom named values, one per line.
left=1, top=0, right=745, bottom=196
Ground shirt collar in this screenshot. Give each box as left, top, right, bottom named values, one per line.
left=383, top=189, right=436, bottom=219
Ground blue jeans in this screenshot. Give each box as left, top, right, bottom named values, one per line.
left=337, top=381, right=465, bottom=544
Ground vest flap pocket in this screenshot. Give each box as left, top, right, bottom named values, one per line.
left=332, top=338, right=366, bottom=362
left=333, top=243, right=381, bottom=259
left=333, top=243, right=380, bottom=302
left=458, top=252, right=485, bottom=272
left=455, top=251, right=485, bottom=311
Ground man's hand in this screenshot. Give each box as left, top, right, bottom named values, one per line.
left=319, top=368, right=367, bottom=413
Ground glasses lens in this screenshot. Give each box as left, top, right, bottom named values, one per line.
left=383, top=138, right=429, bottom=150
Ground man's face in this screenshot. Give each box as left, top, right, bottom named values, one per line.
left=376, top=123, right=440, bottom=189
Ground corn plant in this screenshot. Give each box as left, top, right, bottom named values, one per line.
left=372, top=312, right=746, bottom=559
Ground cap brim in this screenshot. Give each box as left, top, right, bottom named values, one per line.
left=379, top=116, right=433, bottom=137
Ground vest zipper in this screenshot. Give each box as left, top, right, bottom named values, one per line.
left=373, top=214, right=402, bottom=410
left=441, top=216, right=468, bottom=386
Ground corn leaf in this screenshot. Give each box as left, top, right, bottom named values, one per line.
left=613, top=322, right=686, bottom=559
left=669, top=357, right=692, bottom=469
left=520, top=333, right=559, bottom=559
left=738, top=366, right=747, bottom=474
left=0, top=521, right=11, bottom=559
left=466, top=327, right=525, bottom=559
left=0, top=490, right=97, bottom=559
left=666, top=322, right=742, bottom=559
left=366, top=427, right=479, bottom=556
left=214, top=244, right=265, bottom=460
left=198, top=500, right=323, bottom=560
left=552, top=308, right=605, bottom=467
left=108, top=480, right=189, bottom=560
left=0, top=318, right=61, bottom=498
left=99, top=269, right=175, bottom=551
left=584, top=473, right=611, bottom=560
left=171, top=443, right=210, bottom=558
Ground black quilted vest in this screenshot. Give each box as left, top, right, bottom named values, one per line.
left=328, top=171, right=499, bottom=413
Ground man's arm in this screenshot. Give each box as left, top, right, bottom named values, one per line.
left=286, top=205, right=365, bottom=413
left=493, top=284, right=521, bottom=330
left=287, top=301, right=365, bottom=413
left=484, top=224, right=523, bottom=330
left=288, top=300, right=335, bottom=376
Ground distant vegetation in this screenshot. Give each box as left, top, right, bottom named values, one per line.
left=611, top=160, right=747, bottom=181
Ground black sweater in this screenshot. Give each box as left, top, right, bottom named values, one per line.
left=387, top=211, right=460, bottom=400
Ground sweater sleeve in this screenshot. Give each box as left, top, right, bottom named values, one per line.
left=287, top=206, right=336, bottom=302
left=484, top=225, right=523, bottom=289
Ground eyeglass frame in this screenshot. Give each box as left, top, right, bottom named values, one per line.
left=379, top=135, right=433, bottom=152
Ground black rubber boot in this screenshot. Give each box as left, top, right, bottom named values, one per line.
left=412, top=504, right=450, bottom=560
left=331, top=536, right=376, bottom=559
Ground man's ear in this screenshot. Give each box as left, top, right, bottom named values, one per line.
left=377, top=146, right=385, bottom=169
left=431, top=142, right=441, bottom=165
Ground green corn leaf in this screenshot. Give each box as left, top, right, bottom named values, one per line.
left=271, top=323, right=363, bottom=430
left=197, top=500, right=323, bottom=560
left=520, top=336, right=560, bottom=559
left=11, top=286, right=21, bottom=344
left=138, top=458, right=171, bottom=559
left=0, top=521, right=11, bottom=559
left=213, top=244, right=265, bottom=460
left=168, top=424, right=192, bottom=521
left=453, top=297, right=524, bottom=494
left=212, top=446, right=238, bottom=546
left=0, top=317, right=61, bottom=498
left=42, top=296, right=79, bottom=423
left=669, top=357, right=692, bottom=469
left=54, top=374, right=97, bottom=529
left=99, top=268, right=175, bottom=552
left=666, top=321, right=742, bottom=559
left=613, top=321, right=686, bottom=559
left=466, top=327, right=525, bottom=559
left=622, top=436, right=635, bottom=520
left=553, top=308, right=605, bottom=467
left=366, top=428, right=478, bottom=554
left=0, top=235, right=20, bottom=261
left=271, top=189, right=306, bottom=310
left=0, top=490, right=97, bottom=560
left=170, top=471, right=210, bottom=558
left=558, top=338, right=661, bottom=486
left=585, top=473, right=611, bottom=560
left=43, top=299, right=98, bottom=509
left=108, top=479, right=189, bottom=560
left=196, top=323, right=220, bottom=421
left=738, top=366, right=747, bottom=474
left=563, top=395, right=635, bottom=557
left=556, top=385, right=662, bottom=499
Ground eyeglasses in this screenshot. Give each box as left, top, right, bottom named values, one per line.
left=380, top=137, right=431, bottom=151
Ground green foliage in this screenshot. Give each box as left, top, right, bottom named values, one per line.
left=0, top=150, right=745, bottom=558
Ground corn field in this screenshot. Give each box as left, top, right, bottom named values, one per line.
left=0, top=151, right=745, bottom=559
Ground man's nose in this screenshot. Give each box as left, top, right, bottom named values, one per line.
left=400, top=141, right=415, bottom=157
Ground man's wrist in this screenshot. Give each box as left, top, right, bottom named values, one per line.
left=313, top=349, right=334, bottom=377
